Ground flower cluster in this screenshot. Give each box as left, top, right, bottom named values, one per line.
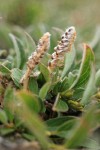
left=20, top=27, right=76, bottom=87
left=48, top=26, right=76, bottom=72
left=20, top=32, right=50, bottom=84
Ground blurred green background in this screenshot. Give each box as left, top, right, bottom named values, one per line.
left=0, top=0, right=100, bottom=28
left=0, top=0, right=100, bottom=67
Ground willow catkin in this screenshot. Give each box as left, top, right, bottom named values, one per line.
left=20, top=32, right=51, bottom=84
left=48, top=26, right=76, bottom=72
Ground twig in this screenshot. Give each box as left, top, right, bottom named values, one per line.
left=52, top=93, right=60, bottom=111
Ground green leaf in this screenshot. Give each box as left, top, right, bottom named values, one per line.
left=70, top=44, right=95, bottom=89
left=1, top=60, right=12, bottom=70
left=46, top=116, right=76, bottom=131
left=15, top=92, right=50, bottom=149
left=57, top=119, right=76, bottom=132
left=9, top=34, right=21, bottom=68
left=39, top=63, right=50, bottom=82
left=61, top=46, right=76, bottom=78
left=60, top=77, right=69, bottom=92
left=24, top=31, right=36, bottom=53
left=0, top=109, right=8, bottom=124
left=15, top=37, right=26, bottom=69
left=17, top=90, right=41, bottom=113
left=0, top=64, right=11, bottom=75
left=56, top=119, right=77, bottom=138
left=95, top=69, right=100, bottom=87
left=4, top=86, right=15, bottom=122
left=81, top=64, right=95, bottom=105
left=65, top=104, right=96, bottom=149
left=72, top=88, right=84, bottom=99
left=53, top=99, right=68, bottom=112
left=0, top=128, right=15, bottom=136
left=41, top=53, right=51, bottom=66
left=11, top=68, right=23, bottom=87
left=28, top=77, right=39, bottom=94
left=94, top=110, right=100, bottom=127
left=22, top=133, right=35, bottom=141
left=39, top=82, right=51, bottom=101
left=68, top=72, right=77, bottom=87
left=51, top=68, right=59, bottom=84
left=53, top=78, right=69, bottom=94
left=83, top=138, right=100, bottom=149
left=14, top=117, right=23, bottom=128
left=53, top=81, right=61, bottom=94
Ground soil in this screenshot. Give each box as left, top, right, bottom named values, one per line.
left=0, top=136, right=40, bottom=150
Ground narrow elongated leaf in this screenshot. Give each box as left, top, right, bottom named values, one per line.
left=28, top=77, right=39, bottom=94
left=46, top=116, right=76, bottom=131
left=60, top=77, right=69, bottom=92
left=65, top=105, right=96, bottom=149
left=95, top=69, right=100, bottom=87
left=11, top=68, right=23, bottom=87
left=15, top=92, right=50, bottom=149
left=70, top=44, right=95, bottom=89
left=53, top=81, right=61, bottom=94
left=61, top=46, right=76, bottom=78
left=81, top=64, right=95, bottom=105
left=4, top=86, right=15, bottom=122
left=24, top=31, right=36, bottom=53
left=68, top=72, right=77, bottom=87
left=57, top=119, right=76, bottom=132
left=22, top=133, right=35, bottom=141
left=39, top=82, right=51, bottom=101
left=41, top=53, right=51, bottom=66
left=0, top=109, right=8, bottom=124
left=0, top=128, right=15, bottom=136
left=53, top=78, right=69, bottom=94
left=15, top=37, right=26, bottom=69
left=72, top=88, right=84, bottom=99
left=53, top=99, right=68, bottom=112
left=39, top=63, right=50, bottom=81
left=1, top=60, right=12, bottom=70
left=0, top=64, right=11, bottom=74
left=17, top=90, right=41, bottom=113
left=9, top=34, right=21, bottom=68
left=56, top=119, right=77, bottom=138
left=83, top=138, right=100, bottom=149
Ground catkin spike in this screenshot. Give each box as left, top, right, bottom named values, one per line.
left=20, top=32, right=51, bottom=85
left=48, top=26, right=76, bottom=72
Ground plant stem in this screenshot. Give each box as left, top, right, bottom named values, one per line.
left=52, top=93, right=60, bottom=111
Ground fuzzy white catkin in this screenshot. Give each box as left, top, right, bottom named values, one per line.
left=20, top=32, right=51, bottom=84
left=48, top=26, right=76, bottom=71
